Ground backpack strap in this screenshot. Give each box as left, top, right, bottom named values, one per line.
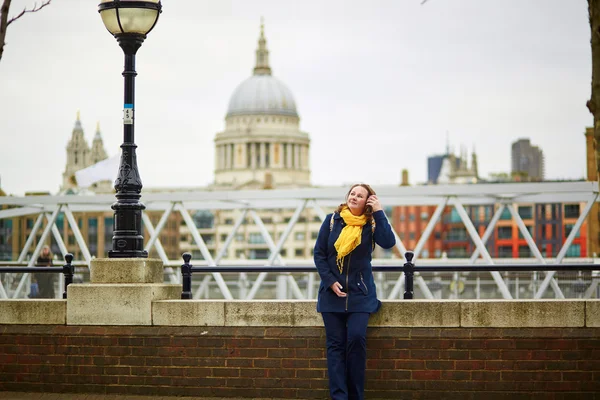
left=371, top=218, right=376, bottom=251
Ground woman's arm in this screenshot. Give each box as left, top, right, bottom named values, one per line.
left=372, top=210, right=396, bottom=249
left=313, top=214, right=338, bottom=290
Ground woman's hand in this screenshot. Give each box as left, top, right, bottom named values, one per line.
left=330, top=282, right=347, bottom=297
left=367, top=195, right=382, bottom=212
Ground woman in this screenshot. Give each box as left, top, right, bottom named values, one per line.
left=313, top=183, right=396, bottom=400
left=33, top=245, right=55, bottom=299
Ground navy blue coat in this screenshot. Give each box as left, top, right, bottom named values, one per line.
left=314, top=210, right=396, bottom=313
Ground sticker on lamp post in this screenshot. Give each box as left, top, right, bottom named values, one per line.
left=123, top=104, right=134, bottom=125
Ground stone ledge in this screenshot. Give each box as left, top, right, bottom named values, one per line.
left=67, top=283, right=180, bottom=325
left=0, top=300, right=66, bottom=324
left=2, top=299, right=596, bottom=328
left=587, top=299, right=600, bottom=327
left=373, top=300, right=460, bottom=327
left=461, top=300, right=586, bottom=327
left=151, top=300, right=592, bottom=327
left=153, top=300, right=226, bottom=326
left=89, top=258, right=164, bottom=284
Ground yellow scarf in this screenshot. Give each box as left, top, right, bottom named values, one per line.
left=334, top=206, right=367, bottom=273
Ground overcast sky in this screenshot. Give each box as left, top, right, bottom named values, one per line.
left=0, top=0, right=592, bottom=196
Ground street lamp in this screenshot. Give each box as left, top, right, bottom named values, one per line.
left=98, top=0, right=162, bottom=258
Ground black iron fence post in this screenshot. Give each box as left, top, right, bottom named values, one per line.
left=62, top=253, right=74, bottom=299
left=181, top=253, right=192, bottom=299
left=404, top=251, right=415, bottom=300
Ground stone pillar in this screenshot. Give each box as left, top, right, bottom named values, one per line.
left=260, top=142, right=266, bottom=168
left=67, top=258, right=179, bottom=325
left=251, top=142, right=257, bottom=169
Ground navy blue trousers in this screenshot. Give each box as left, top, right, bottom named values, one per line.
left=321, top=312, right=370, bottom=400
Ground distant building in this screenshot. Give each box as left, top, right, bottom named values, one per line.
left=511, top=138, right=544, bottom=181
left=391, top=202, right=587, bottom=260
left=427, top=145, right=478, bottom=184
left=61, top=113, right=110, bottom=192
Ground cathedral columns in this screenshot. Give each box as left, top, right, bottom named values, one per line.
left=260, top=142, right=266, bottom=168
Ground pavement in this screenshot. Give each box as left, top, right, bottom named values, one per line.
left=0, top=394, right=283, bottom=400
left=0, top=394, right=256, bottom=400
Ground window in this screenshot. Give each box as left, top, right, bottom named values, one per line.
left=566, top=244, right=581, bottom=257
left=311, top=231, right=318, bottom=240
left=295, top=248, right=304, bottom=257
left=249, top=249, right=269, bottom=259
left=497, top=227, right=512, bottom=240
left=295, top=232, right=305, bottom=241
left=565, top=224, right=580, bottom=238
left=400, top=214, right=405, bottom=222
left=518, top=226, right=533, bottom=239
left=420, top=212, right=429, bottom=221
left=235, top=233, right=245, bottom=242
left=180, top=235, right=188, bottom=242
left=498, top=246, right=512, bottom=258
left=224, top=218, right=234, bottom=225
left=409, top=232, right=415, bottom=240
left=483, top=206, right=493, bottom=222
left=409, top=214, right=415, bottom=222
left=500, top=207, right=512, bottom=220
left=434, top=232, right=442, bottom=240
left=421, top=249, right=429, bottom=258
left=518, top=246, right=532, bottom=258
left=448, top=209, right=461, bottom=223
left=262, top=217, right=273, bottom=224
left=201, top=234, right=214, bottom=244
left=564, top=204, right=580, bottom=219
left=235, top=250, right=246, bottom=258
left=104, top=217, right=114, bottom=253
left=448, top=228, right=466, bottom=241
left=249, top=233, right=265, bottom=244
left=518, top=206, right=533, bottom=220
left=448, top=247, right=467, bottom=258
left=434, top=249, right=442, bottom=258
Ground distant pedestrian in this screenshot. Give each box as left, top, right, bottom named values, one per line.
left=313, top=183, right=396, bottom=399
left=32, top=245, right=55, bottom=298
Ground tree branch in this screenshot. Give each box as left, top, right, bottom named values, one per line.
left=0, top=0, right=51, bottom=62
left=7, top=0, right=51, bottom=26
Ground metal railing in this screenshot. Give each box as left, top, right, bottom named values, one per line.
left=0, top=254, right=74, bottom=299
left=179, top=252, right=599, bottom=300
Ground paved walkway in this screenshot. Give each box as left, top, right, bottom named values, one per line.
left=0, top=394, right=283, bottom=400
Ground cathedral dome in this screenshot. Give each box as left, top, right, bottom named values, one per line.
left=225, top=22, right=298, bottom=119
left=226, top=75, right=297, bottom=118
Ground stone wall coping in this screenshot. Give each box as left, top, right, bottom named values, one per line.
left=1, top=299, right=597, bottom=327
left=0, top=300, right=66, bottom=325
left=152, top=299, right=599, bottom=328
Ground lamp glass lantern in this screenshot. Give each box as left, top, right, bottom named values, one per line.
left=99, top=0, right=161, bottom=36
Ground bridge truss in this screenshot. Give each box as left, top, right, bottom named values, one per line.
left=0, top=181, right=598, bottom=300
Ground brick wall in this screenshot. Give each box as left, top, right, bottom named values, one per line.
left=1, top=325, right=599, bottom=398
